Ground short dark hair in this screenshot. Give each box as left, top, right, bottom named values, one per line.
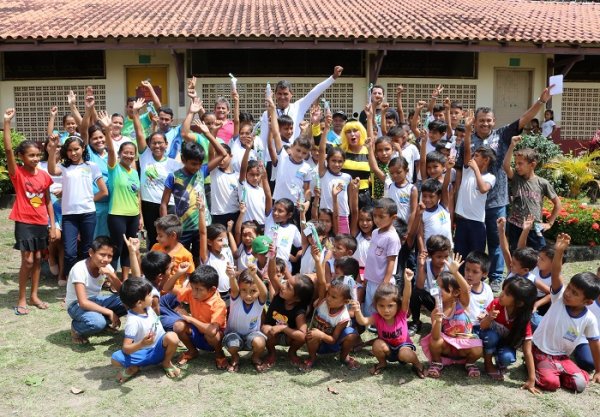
left=465, top=251, right=490, bottom=274
left=454, top=124, right=466, bottom=133
left=514, top=148, right=539, bottom=164
left=277, top=114, right=293, bottom=128
left=426, top=151, right=447, bottom=167
left=334, top=256, right=360, bottom=280
left=293, top=135, right=312, bottom=150
left=181, top=140, right=205, bottom=162
left=421, top=178, right=442, bottom=196
left=334, top=234, right=358, bottom=253
left=474, top=146, right=497, bottom=166
left=120, top=277, right=154, bottom=309
left=569, top=272, right=600, bottom=300
left=207, top=223, right=227, bottom=241
left=450, top=101, right=463, bottom=110
left=432, top=104, right=444, bottom=114
left=275, top=80, right=292, bottom=92
left=373, top=197, right=397, bottom=216
left=90, top=236, right=115, bottom=253
left=154, top=214, right=182, bottom=238
left=475, top=107, right=493, bottom=119
left=426, top=235, right=452, bottom=255
left=241, top=220, right=261, bottom=235
left=388, top=126, right=404, bottom=138
left=188, top=265, right=219, bottom=289
left=141, top=251, right=172, bottom=283
left=428, top=120, right=447, bottom=134
left=158, top=107, right=174, bottom=118
left=389, top=156, right=409, bottom=171
left=238, top=268, right=262, bottom=285
left=513, top=247, right=539, bottom=271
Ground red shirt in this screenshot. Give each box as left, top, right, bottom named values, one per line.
left=9, top=166, right=53, bottom=226
left=486, top=298, right=533, bottom=339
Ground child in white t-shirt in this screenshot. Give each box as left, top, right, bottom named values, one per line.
left=532, top=234, right=600, bottom=392
left=541, top=110, right=556, bottom=138
left=237, top=143, right=272, bottom=225
left=65, top=237, right=126, bottom=345
left=264, top=199, right=302, bottom=271
left=463, top=252, right=494, bottom=327
left=210, top=144, right=240, bottom=226
left=454, top=132, right=496, bottom=258
left=111, top=278, right=181, bottom=382
left=224, top=264, right=268, bottom=372
left=419, top=177, right=453, bottom=251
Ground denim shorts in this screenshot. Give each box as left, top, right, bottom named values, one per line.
left=223, top=331, right=267, bottom=350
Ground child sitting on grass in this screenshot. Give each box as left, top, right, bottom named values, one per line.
left=65, top=236, right=127, bottom=345
left=111, top=278, right=181, bottom=382
left=352, top=270, right=425, bottom=377
left=531, top=233, right=600, bottom=392
left=163, top=265, right=228, bottom=370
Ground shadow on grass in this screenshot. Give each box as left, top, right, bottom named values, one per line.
left=45, top=328, right=123, bottom=355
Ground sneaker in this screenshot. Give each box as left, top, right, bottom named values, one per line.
left=408, top=321, right=422, bottom=337
left=490, top=279, right=503, bottom=293
left=367, top=325, right=378, bottom=334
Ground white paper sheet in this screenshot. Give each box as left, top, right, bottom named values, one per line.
left=549, top=74, right=563, bottom=95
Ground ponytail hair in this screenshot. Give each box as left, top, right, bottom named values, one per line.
left=501, top=276, right=537, bottom=348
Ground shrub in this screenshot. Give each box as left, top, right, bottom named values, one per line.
left=544, top=150, right=600, bottom=198
left=516, top=134, right=568, bottom=196
left=0, top=129, right=27, bottom=195
left=543, top=198, right=600, bottom=246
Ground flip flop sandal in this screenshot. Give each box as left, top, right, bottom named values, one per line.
left=370, top=363, right=387, bottom=375
left=465, top=363, right=481, bottom=378
left=486, top=370, right=504, bottom=381
left=176, top=351, right=197, bottom=367
left=215, top=356, right=229, bottom=370
left=427, top=362, right=444, bottom=378
left=344, top=356, right=361, bottom=371
left=14, top=306, right=30, bottom=315
left=252, top=361, right=268, bottom=373
left=163, top=366, right=181, bottom=379
left=117, top=369, right=137, bottom=383
left=227, top=362, right=240, bottom=373
left=299, top=359, right=314, bottom=372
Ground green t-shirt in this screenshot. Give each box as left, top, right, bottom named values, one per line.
left=108, top=163, right=140, bottom=216
left=122, top=112, right=152, bottom=139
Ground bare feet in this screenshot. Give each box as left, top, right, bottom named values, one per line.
left=28, top=298, right=49, bottom=309
left=117, top=366, right=139, bottom=383
left=176, top=350, right=198, bottom=366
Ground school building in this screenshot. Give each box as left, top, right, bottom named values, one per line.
left=1, top=0, right=600, bottom=149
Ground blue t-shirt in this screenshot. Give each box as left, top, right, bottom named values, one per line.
left=164, top=165, right=210, bottom=231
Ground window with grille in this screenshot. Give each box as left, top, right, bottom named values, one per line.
left=200, top=82, right=355, bottom=121
left=13, top=85, right=106, bottom=142
left=386, top=82, right=478, bottom=116
left=561, top=87, right=600, bottom=140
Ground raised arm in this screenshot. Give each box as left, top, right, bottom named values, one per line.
left=428, top=85, right=443, bottom=114
left=445, top=253, right=469, bottom=307
left=3, top=109, right=18, bottom=176
left=518, top=215, right=534, bottom=249
left=441, top=156, right=454, bottom=209
left=401, top=268, right=414, bottom=312
left=380, top=102, right=390, bottom=136
left=503, top=135, right=520, bottom=180
left=238, top=143, right=252, bottom=183
left=226, top=220, right=239, bottom=258
left=313, top=245, right=326, bottom=301
left=47, top=107, right=58, bottom=138
left=97, top=111, right=116, bottom=168
left=551, top=233, right=569, bottom=293
left=463, top=110, right=474, bottom=166
left=182, top=98, right=204, bottom=143
left=141, top=80, right=162, bottom=109
left=349, top=178, right=360, bottom=237
left=249, top=263, right=268, bottom=304
left=266, top=95, right=283, bottom=156
left=318, top=111, right=330, bottom=178
left=367, top=136, right=386, bottom=182
left=131, top=98, right=148, bottom=153
left=396, top=85, right=405, bottom=123
left=411, top=100, right=426, bottom=139
left=123, top=235, right=142, bottom=278
left=518, top=86, right=552, bottom=130
left=294, top=66, right=342, bottom=116
left=232, top=90, right=240, bottom=137
left=67, top=90, right=83, bottom=126
left=497, top=217, right=512, bottom=270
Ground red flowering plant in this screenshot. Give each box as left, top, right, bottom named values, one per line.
left=543, top=198, right=600, bottom=246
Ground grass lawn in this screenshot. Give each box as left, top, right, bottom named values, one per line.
left=0, top=208, right=599, bottom=417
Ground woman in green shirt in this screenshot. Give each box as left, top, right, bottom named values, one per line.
left=98, top=111, right=141, bottom=281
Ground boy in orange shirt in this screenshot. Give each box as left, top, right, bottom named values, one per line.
left=163, top=264, right=228, bottom=369
left=151, top=214, right=195, bottom=289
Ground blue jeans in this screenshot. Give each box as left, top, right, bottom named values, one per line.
left=507, top=222, right=546, bottom=252
left=480, top=328, right=516, bottom=367
left=573, top=342, right=595, bottom=372
left=454, top=217, right=487, bottom=259
left=67, top=294, right=127, bottom=337
left=62, top=211, right=97, bottom=276
left=485, top=205, right=506, bottom=283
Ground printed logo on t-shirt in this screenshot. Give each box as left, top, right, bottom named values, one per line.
left=563, top=325, right=580, bottom=343
left=249, top=316, right=258, bottom=330
left=436, top=210, right=449, bottom=225
left=24, top=180, right=45, bottom=208
left=382, top=328, right=402, bottom=341
left=375, top=246, right=384, bottom=256
left=272, top=311, right=288, bottom=326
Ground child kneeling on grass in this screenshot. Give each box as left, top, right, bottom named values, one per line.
left=65, top=236, right=127, bottom=345
left=111, top=278, right=181, bottom=382
left=163, top=265, right=228, bottom=370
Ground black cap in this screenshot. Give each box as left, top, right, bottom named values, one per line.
left=332, top=111, right=347, bottom=120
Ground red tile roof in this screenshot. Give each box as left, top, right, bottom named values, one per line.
left=1, top=0, right=600, bottom=44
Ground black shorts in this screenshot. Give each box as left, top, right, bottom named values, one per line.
left=14, top=221, right=48, bottom=252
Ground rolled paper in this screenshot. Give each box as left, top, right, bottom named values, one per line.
left=266, top=82, right=272, bottom=99
left=229, top=73, right=238, bottom=92
left=310, top=223, right=322, bottom=252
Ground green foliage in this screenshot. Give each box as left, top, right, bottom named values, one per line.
left=516, top=134, right=568, bottom=196
left=0, top=129, right=27, bottom=195
left=544, top=150, right=600, bottom=198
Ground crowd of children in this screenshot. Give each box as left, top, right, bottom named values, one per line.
left=4, top=68, right=600, bottom=393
